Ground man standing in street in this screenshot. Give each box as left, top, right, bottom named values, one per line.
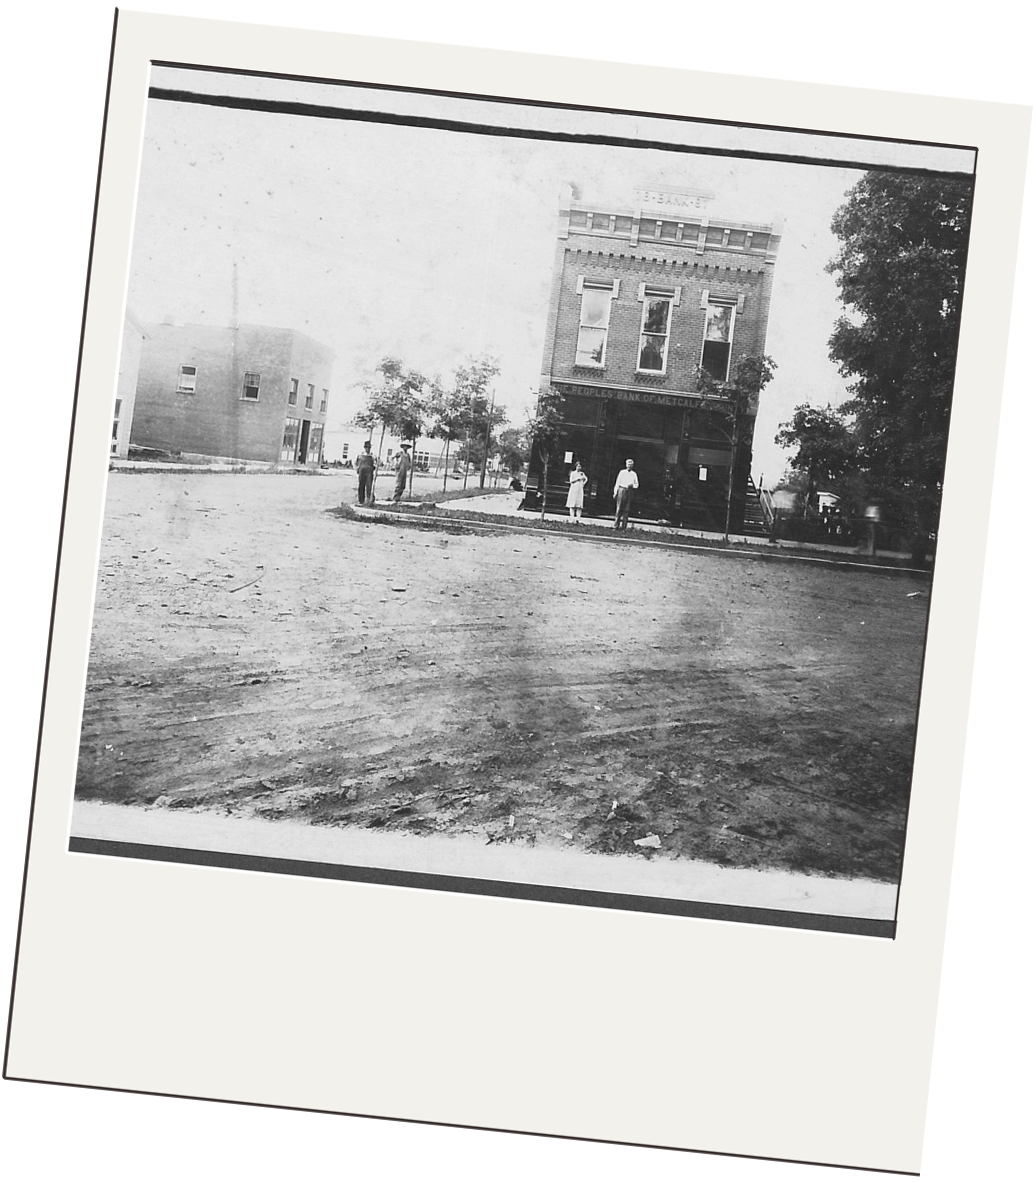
left=613, top=457, right=638, bottom=530
left=355, top=440, right=375, bottom=505
left=393, top=442, right=413, bottom=502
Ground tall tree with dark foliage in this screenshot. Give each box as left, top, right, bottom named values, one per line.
left=826, top=171, right=972, bottom=550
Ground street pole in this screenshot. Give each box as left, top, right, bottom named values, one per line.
left=371, top=421, right=386, bottom=502
left=463, top=391, right=471, bottom=491
left=723, top=411, right=738, bottom=542
left=480, top=390, right=495, bottom=490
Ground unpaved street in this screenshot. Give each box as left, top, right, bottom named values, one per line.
left=75, top=471, right=930, bottom=883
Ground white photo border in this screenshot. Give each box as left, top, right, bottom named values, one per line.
left=5, top=10, right=1030, bottom=1175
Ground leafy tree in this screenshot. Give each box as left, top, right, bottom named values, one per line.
left=355, top=357, right=428, bottom=496
left=826, top=171, right=972, bottom=547
left=526, top=387, right=566, bottom=521
left=697, top=353, right=778, bottom=537
left=451, top=356, right=502, bottom=489
left=497, top=426, right=529, bottom=475
left=774, top=404, right=858, bottom=516
left=425, top=376, right=468, bottom=490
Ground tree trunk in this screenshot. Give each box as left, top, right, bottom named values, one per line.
left=539, top=453, right=549, bottom=521
left=480, top=393, right=495, bottom=489
left=371, top=422, right=386, bottom=501
left=409, top=435, right=417, bottom=495
left=723, top=419, right=738, bottom=541
left=442, top=434, right=452, bottom=492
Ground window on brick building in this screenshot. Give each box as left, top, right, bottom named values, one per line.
left=177, top=364, right=197, bottom=394
left=307, top=423, right=324, bottom=464
left=281, top=417, right=301, bottom=461
left=288, top=378, right=299, bottom=406
left=575, top=281, right=615, bottom=366
left=242, top=371, right=261, bottom=400
left=701, top=300, right=736, bottom=381
left=637, top=289, right=675, bottom=373
left=305, top=383, right=315, bottom=409
left=320, top=388, right=329, bottom=413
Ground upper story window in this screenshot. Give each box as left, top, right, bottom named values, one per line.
left=305, top=383, right=315, bottom=409
left=637, top=284, right=679, bottom=374
left=320, top=388, right=329, bottom=413
left=288, top=378, right=299, bottom=406
left=242, top=371, right=261, bottom=400
left=701, top=299, right=737, bottom=381
left=177, top=364, right=197, bottom=394
left=575, top=278, right=617, bottom=367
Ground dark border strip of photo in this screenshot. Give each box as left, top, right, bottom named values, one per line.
left=69, top=839, right=896, bottom=938
left=147, top=86, right=974, bottom=179
left=152, top=58, right=977, bottom=162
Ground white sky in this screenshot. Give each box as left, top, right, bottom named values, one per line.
left=125, top=67, right=974, bottom=483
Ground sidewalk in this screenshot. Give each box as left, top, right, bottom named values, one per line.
left=364, top=493, right=926, bottom=571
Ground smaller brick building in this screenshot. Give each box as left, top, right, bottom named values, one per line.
left=130, top=321, right=334, bottom=466
left=533, top=184, right=782, bottom=532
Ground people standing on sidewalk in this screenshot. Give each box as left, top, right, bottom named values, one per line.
left=355, top=440, right=375, bottom=505
left=392, top=443, right=412, bottom=502
left=566, top=460, right=587, bottom=521
left=613, top=458, right=638, bottom=530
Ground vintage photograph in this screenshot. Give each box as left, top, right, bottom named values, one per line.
left=68, top=64, right=976, bottom=933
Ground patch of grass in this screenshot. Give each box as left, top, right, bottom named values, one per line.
left=328, top=503, right=478, bottom=535
left=358, top=502, right=742, bottom=548
left=338, top=502, right=934, bottom=574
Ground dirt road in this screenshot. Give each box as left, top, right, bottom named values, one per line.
left=75, top=471, right=930, bottom=883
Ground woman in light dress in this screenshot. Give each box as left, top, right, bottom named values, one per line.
left=566, top=460, right=588, bottom=521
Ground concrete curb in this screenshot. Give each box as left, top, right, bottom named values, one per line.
left=347, top=504, right=933, bottom=577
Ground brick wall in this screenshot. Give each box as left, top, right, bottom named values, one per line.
left=548, top=229, right=775, bottom=401
left=131, top=323, right=333, bottom=463
left=113, top=313, right=146, bottom=459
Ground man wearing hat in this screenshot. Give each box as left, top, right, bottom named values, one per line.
left=392, top=443, right=412, bottom=502
left=355, top=439, right=375, bottom=505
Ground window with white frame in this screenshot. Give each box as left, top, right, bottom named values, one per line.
left=414, top=449, right=430, bottom=472
left=287, top=377, right=299, bottom=406
left=574, top=278, right=617, bottom=367
left=305, top=383, right=315, bottom=409
left=177, top=364, right=197, bottom=394
left=701, top=299, right=736, bottom=381
left=320, top=388, right=329, bottom=413
left=242, top=371, right=261, bottom=400
left=637, top=285, right=678, bottom=373
left=307, top=423, right=324, bottom=464
left=280, top=417, right=301, bottom=461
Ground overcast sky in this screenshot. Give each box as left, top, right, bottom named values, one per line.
left=125, top=67, right=974, bottom=483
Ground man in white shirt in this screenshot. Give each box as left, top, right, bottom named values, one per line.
left=392, top=443, right=412, bottom=502
left=613, top=458, right=639, bottom=530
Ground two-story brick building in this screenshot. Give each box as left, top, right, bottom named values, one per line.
left=533, top=184, right=782, bottom=532
left=130, top=321, right=334, bottom=466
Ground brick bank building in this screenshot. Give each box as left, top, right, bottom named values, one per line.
left=533, top=185, right=782, bottom=532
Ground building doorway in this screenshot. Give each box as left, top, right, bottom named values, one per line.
left=612, top=438, right=666, bottom=517
left=297, top=419, right=311, bottom=464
